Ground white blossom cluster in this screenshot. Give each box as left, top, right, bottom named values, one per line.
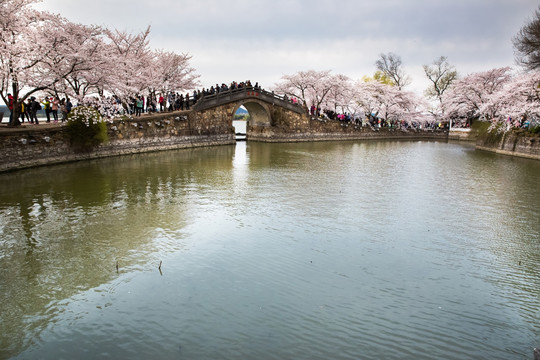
left=79, top=97, right=125, bottom=121
left=68, top=105, right=102, bottom=125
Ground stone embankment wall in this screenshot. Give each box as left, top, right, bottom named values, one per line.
left=0, top=112, right=235, bottom=172
left=448, top=128, right=476, bottom=142
left=248, top=110, right=448, bottom=142
left=476, top=130, right=540, bottom=160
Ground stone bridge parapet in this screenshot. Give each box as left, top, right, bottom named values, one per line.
left=193, top=87, right=305, bottom=114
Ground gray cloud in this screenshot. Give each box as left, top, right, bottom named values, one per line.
left=35, top=0, right=538, bottom=93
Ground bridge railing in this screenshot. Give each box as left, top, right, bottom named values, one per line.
left=192, top=87, right=306, bottom=114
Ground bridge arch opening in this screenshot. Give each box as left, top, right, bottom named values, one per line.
left=233, top=101, right=271, bottom=141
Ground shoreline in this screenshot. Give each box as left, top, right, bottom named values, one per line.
left=1, top=113, right=538, bottom=174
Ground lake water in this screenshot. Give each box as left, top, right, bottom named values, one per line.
left=0, top=135, right=539, bottom=359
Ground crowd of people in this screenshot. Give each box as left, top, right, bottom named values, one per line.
left=113, top=80, right=261, bottom=117
left=199, top=80, right=260, bottom=97
left=3, top=80, right=292, bottom=124
left=6, top=93, right=73, bottom=125
left=504, top=116, right=537, bottom=130
left=437, top=116, right=536, bottom=130
left=309, top=107, right=448, bottom=131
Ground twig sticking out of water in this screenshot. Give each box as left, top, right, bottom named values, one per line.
left=116, top=261, right=119, bottom=274
left=159, top=260, right=163, bottom=276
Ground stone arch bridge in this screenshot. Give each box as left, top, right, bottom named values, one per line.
left=187, top=86, right=449, bottom=143
left=190, top=87, right=311, bottom=141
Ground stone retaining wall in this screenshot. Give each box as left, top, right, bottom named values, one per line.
left=10, top=106, right=538, bottom=173
left=476, top=130, right=540, bottom=160
left=448, top=128, right=476, bottom=142
left=248, top=116, right=449, bottom=142
left=0, top=112, right=235, bottom=172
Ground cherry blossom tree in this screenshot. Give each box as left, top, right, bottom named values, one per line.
left=352, top=80, right=386, bottom=120
left=353, top=79, right=426, bottom=126
left=146, top=50, right=200, bottom=100
left=319, top=73, right=353, bottom=114
left=98, top=26, right=200, bottom=115
left=481, top=71, right=540, bottom=127
left=275, top=69, right=427, bottom=126
left=45, top=20, right=109, bottom=100
left=441, top=67, right=513, bottom=126
left=274, top=70, right=353, bottom=112
left=273, top=70, right=325, bottom=108
left=0, top=0, right=116, bottom=124
left=0, top=0, right=65, bottom=125
left=102, top=26, right=153, bottom=107
left=0, top=0, right=200, bottom=122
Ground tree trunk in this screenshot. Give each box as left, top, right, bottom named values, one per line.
left=9, top=80, right=21, bottom=126
left=9, top=103, right=21, bottom=127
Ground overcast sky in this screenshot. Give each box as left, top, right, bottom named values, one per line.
left=35, top=0, right=538, bottom=95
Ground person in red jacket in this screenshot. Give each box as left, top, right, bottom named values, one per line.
left=158, top=94, right=164, bottom=112
left=7, top=93, right=14, bottom=124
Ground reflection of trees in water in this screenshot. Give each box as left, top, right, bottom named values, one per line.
left=1, top=145, right=236, bottom=208
left=0, top=145, right=236, bottom=357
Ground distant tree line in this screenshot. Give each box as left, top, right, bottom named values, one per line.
left=273, top=6, right=540, bottom=131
